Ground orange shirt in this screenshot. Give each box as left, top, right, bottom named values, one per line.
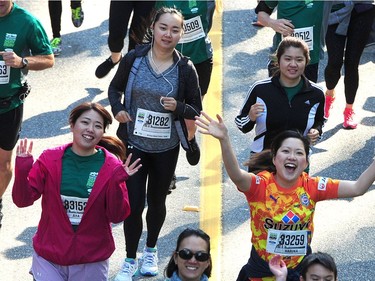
left=242, top=171, right=339, bottom=272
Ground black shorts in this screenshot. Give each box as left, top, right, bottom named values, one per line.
left=0, top=104, right=23, bottom=150
left=194, top=57, right=213, bottom=96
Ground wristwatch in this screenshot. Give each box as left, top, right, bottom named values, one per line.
left=21, top=57, right=28, bottom=69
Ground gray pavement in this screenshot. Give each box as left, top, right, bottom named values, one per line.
left=1, top=1, right=375, bottom=280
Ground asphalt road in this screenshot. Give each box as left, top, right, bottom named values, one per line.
left=1, top=1, right=375, bottom=280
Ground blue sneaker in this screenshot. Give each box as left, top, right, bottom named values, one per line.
left=140, top=247, right=158, bottom=276
left=114, top=258, right=138, bottom=281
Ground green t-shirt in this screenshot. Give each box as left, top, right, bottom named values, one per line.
left=156, top=0, right=215, bottom=64
left=265, top=0, right=324, bottom=65
left=283, top=79, right=303, bottom=102
left=61, top=148, right=105, bottom=231
left=0, top=3, right=52, bottom=113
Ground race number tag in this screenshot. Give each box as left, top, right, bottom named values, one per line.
left=134, top=108, right=172, bottom=139
left=179, top=16, right=205, bottom=44
left=266, top=229, right=308, bottom=256
left=0, top=61, right=10, bottom=84
left=287, top=26, right=314, bottom=50
left=61, top=195, right=88, bottom=225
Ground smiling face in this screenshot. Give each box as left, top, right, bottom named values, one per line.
left=273, top=137, right=308, bottom=188
left=301, top=264, right=336, bottom=281
left=0, top=0, right=12, bottom=17
left=278, top=46, right=306, bottom=86
left=70, top=109, right=104, bottom=156
left=174, top=236, right=210, bottom=281
left=152, top=12, right=183, bottom=51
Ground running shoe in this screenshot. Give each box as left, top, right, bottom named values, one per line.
left=50, top=37, right=62, bottom=56
left=343, top=108, right=357, bottom=129
left=71, top=7, right=84, bottom=28
left=114, top=258, right=138, bottom=281
left=324, top=95, right=335, bottom=119
left=186, top=136, right=200, bottom=166
left=140, top=247, right=158, bottom=276
left=95, top=56, right=121, bottom=78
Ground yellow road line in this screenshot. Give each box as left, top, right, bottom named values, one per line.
left=200, top=7, right=223, bottom=281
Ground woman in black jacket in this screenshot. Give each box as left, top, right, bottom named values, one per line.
left=108, top=7, right=202, bottom=281
left=235, top=37, right=324, bottom=172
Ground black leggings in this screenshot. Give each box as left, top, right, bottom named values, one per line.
left=194, top=57, right=213, bottom=96
left=108, top=0, right=155, bottom=53
left=123, top=145, right=179, bottom=258
left=48, top=0, right=81, bottom=38
left=324, top=7, right=375, bottom=105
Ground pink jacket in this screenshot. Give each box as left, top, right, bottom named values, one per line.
left=12, top=143, right=130, bottom=266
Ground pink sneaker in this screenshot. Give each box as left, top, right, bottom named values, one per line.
left=324, top=95, right=335, bottom=119
left=343, top=108, right=357, bottom=129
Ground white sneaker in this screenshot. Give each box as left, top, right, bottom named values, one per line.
left=114, top=258, right=138, bottom=281
left=140, top=247, right=158, bottom=276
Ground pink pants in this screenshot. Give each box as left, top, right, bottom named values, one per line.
left=31, top=252, right=109, bottom=281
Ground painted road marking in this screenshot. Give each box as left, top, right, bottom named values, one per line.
left=200, top=6, right=223, bottom=280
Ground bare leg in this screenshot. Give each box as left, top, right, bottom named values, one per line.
left=0, top=148, right=13, bottom=198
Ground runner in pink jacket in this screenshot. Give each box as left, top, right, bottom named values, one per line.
left=12, top=102, right=142, bottom=281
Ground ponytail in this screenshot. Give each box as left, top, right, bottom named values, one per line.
left=98, top=136, right=126, bottom=162
left=244, top=149, right=275, bottom=174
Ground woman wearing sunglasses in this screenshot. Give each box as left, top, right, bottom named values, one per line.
left=164, top=228, right=212, bottom=281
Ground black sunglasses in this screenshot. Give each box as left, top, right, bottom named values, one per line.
left=177, top=248, right=210, bottom=262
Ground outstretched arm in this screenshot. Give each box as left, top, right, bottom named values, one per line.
left=338, top=158, right=375, bottom=198
left=195, top=111, right=253, bottom=192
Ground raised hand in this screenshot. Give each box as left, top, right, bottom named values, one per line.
left=16, top=138, right=33, bottom=157
left=123, top=153, right=142, bottom=176
left=269, top=255, right=287, bottom=281
left=195, top=111, right=228, bottom=140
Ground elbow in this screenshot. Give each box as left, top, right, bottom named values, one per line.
left=12, top=196, right=31, bottom=208
left=112, top=206, right=130, bottom=223
left=46, top=55, right=55, bottom=68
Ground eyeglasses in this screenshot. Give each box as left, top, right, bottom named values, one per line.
left=177, top=248, right=210, bottom=262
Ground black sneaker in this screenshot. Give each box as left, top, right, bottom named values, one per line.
left=0, top=198, right=3, bottom=229
left=186, top=137, right=200, bottom=166
left=71, top=6, right=84, bottom=28
left=168, top=174, right=177, bottom=195
left=95, top=56, right=121, bottom=79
